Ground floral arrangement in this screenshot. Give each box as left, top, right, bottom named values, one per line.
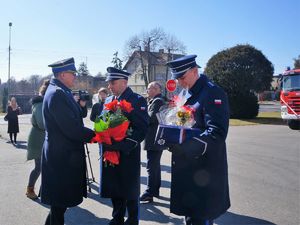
left=154, top=91, right=200, bottom=148
left=156, top=94, right=195, bottom=127
left=91, top=99, right=133, bottom=166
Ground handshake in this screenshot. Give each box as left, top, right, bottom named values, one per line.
left=102, top=138, right=138, bottom=154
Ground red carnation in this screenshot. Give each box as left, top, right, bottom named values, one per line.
left=119, top=100, right=134, bottom=113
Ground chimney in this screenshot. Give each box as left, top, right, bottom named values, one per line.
left=158, top=49, right=164, bottom=54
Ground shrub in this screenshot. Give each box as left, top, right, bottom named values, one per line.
left=229, top=92, right=259, bottom=119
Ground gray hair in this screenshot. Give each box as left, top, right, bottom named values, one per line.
left=149, top=81, right=162, bottom=91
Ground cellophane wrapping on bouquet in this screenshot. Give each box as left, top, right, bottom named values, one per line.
left=155, top=90, right=201, bottom=148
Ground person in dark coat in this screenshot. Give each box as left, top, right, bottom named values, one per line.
left=6, top=97, right=22, bottom=145
left=101, top=67, right=149, bottom=225
left=73, top=92, right=88, bottom=118
left=140, top=81, right=165, bottom=203
left=26, top=79, right=50, bottom=200
left=166, top=55, right=230, bottom=225
left=90, top=87, right=109, bottom=122
left=41, top=58, right=95, bottom=225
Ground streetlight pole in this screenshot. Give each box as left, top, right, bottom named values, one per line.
left=8, top=22, right=12, bottom=99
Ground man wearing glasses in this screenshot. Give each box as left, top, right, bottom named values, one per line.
left=41, top=58, right=95, bottom=225
left=166, top=55, right=230, bottom=225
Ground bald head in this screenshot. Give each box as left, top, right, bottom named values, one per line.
left=147, top=81, right=162, bottom=99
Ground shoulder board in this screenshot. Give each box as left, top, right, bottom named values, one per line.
left=55, top=86, right=63, bottom=91
left=207, top=81, right=215, bottom=87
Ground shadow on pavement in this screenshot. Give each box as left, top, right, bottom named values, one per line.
left=140, top=201, right=184, bottom=224
left=15, top=141, right=27, bottom=150
left=141, top=161, right=171, bottom=173
left=140, top=176, right=171, bottom=189
left=86, top=187, right=113, bottom=209
left=65, top=206, right=110, bottom=225
left=216, top=211, right=276, bottom=224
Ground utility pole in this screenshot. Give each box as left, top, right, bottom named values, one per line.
left=8, top=22, right=12, bottom=98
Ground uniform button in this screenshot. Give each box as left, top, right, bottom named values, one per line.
left=172, top=161, right=175, bottom=165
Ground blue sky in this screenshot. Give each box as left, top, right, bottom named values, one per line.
left=0, top=0, right=299, bottom=82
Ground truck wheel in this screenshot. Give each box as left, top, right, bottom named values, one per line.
left=287, top=120, right=300, bottom=130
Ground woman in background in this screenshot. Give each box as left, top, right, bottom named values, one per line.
left=90, top=87, right=109, bottom=122
left=6, top=97, right=22, bottom=144
left=26, top=79, right=50, bottom=200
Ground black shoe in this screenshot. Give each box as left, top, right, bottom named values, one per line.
left=124, top=218, right=138, bottom=225
left=108, top=218, right=124, bottom=225
left=140, top=193, right=153, bottom=203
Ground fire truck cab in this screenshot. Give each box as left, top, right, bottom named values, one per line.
left=279, top=68, right=300, bottom=130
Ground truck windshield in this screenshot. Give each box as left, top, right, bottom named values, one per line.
left=282, top=74, right=300, bottom=91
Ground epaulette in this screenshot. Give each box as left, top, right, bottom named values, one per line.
left=207, top=81, right=215, bottom=87
left=55, top=86, right=63, bottom=91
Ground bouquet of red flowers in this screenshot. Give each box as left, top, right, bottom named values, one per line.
left=91, top=99, right=133, bottom=166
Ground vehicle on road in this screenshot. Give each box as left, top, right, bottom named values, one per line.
left=279, top=67, right=300, bottom=130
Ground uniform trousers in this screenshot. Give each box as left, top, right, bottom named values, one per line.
left=45, top=206, right=67, bottom=225
left=145, top=150, right=163, bottom=196
left=111, top=198, right=139, bottom=225
left=185, top=216, right=213, bottom=225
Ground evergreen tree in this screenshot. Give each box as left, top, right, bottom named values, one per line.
left=205, top=44, right=274, bottom=119
left=294, top=55, right=300, bottom=69
left=78, top=62, right=90, bottom=76
left=111, top=51, right=123, bottom=70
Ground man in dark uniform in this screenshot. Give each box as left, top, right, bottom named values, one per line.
left=41, top=58, right=95, bottom=225
left=140, top=81, right=165, bottom=203
left=166, top=55, right=230, bottom=225
left=100, top=67, right=149, bottom=225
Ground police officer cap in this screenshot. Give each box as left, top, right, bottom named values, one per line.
left=48, top=57, right=77, bottom=75
left=167, top=54, right=200, bottom=79
left=106, top=67, right=131, bottom=81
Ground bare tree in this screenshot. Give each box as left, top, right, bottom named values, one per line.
left=162, top=34, right=187, bottom=82
left=28, top=74, right=42, bottom=94
left=124, top=27, right=185, bottom=87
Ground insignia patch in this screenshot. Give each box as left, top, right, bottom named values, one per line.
left=157, top=139, right=166, bottom=145
left=140, top=107, right=146, bottom=110
left=214, top=99, right=222, bottom=105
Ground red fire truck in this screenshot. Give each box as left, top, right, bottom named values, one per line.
left=279, top=68, right=300, bottom=130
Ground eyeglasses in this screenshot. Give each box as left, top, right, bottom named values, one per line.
left=177, top=73, right=188, bottom=81
left=65, top=71, right=77, bottom=76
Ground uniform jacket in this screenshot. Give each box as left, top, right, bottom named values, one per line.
left=170, top=75, right=230, bottom=219
left=41, top=78, right=94, bottom=208
left=27, top=96, right=45, bottom=160
left=142, top=94, right=165, bottom=151
left=100, top=87, right=149, bottom=200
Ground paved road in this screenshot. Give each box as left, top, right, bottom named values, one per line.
left=0, top=114, right=299, bottom=225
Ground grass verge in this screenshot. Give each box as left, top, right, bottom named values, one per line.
left=230, top=112, right=285, bottom=126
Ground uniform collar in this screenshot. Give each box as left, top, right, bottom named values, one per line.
left=151, top=94, right=162, bottom=100
left=51, top=78, right=72, bottom=92
left=189, top=74, right=208, bottom=95
left=117, top=87, right=133, bottom=101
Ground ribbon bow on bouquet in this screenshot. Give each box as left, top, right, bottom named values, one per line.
left=91, top=99, right=133, bottom=166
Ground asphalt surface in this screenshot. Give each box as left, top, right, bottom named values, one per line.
left=0, top=113, right=299, bottom=225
